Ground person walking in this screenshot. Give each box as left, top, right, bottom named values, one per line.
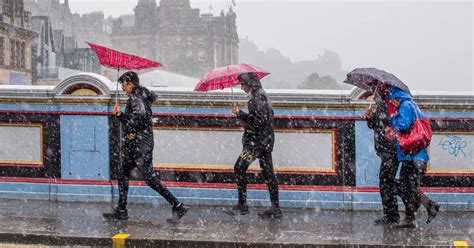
left=225, top=72, right=282, bottom=218
left=387, top=87, right=440, bottom=228
left=103, top=71, right=188, bottom=223
left=365, top=83, right=401, bottom=225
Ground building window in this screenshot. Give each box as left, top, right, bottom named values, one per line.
left=0, top=38, right=4, bottom=66
left=4, top=0, right=14, bottom=21
left=15, top=0, right=23, bottom=17
left=10, top=40, right=16, bottom=68
left=19, top=42, right=25, bottom=69
left=10, top=40, right=26, bottom=69
left=15, top=41, right=20, bottom=68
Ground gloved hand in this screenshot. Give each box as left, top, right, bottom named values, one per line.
left=384, top=127, right=397, bottom=140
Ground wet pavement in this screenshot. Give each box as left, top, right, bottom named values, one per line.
left=0, top=199, right=471, bottom=247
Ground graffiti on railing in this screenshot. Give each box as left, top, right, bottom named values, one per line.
left=438, top=135, right=467, bottom=158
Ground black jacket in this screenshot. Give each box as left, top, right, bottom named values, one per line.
left=237, top=80, right=275, bottom=153
left=367, top=92, right=397, bottom=156
left=119, top=86, right=157, bottom=151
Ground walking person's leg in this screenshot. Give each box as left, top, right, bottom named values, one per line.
left=375, top=153, right=400, bottom=224
left=414, top=161, right=440, bottom=224
left=257, top=151, right=282, bottom=218
left=140, top=150, right=188, bottom=223
left=141, top=151, right=180, bottom=206
left=397, top=161, right=418, bottom=228
left=117, top=165, right=132, bottom=211
left=224, top=150, right=255, bottom=215
left=103, top=143, right=134, bottom=220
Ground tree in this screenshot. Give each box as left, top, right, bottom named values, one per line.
left=297, top=73, right=341, bottom=90
left=239, top=38, right=349, bottom=89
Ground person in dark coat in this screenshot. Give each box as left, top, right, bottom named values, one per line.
left=387, top=87, right=440, bottom=228
left=103, top=71, right=188, bottom=223
left=365, top=82, right=401, bottom=225
left=225, top=72, right=282, bottom=218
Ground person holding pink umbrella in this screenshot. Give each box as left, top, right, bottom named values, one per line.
left=225, top=72, right=282, bottom=218
left=195, top=64, right=281, bottom=218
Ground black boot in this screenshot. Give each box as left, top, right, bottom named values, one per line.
left=167, top=203, right=188, bottom=223
left=418, top=192, right=440, bottom=224
left=223, top=203, right=250, bottom=216
left=426, top=201, right=440, bottom=224
left=258, top=207, right=283, bottom=219
left=374, top=216, right=400, bottom=225
left=103, top=208, right=128, bottom=220
left=395, top=216, right=416, bottom=228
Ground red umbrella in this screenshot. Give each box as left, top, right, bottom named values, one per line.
left=86, top=42, right=163, bottom=104
left=86, top=42, right=162, bottom=70
left=194, top=64, right=270, bottom=92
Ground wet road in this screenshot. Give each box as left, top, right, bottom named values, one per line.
left=0, top=199, right=471, bottom=247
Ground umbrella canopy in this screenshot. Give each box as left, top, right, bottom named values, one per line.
left=86, top=42, right=162, bottom=70
left=344, top=68, right=411, bottom=94
left=194, top=64, right=270, bottom=92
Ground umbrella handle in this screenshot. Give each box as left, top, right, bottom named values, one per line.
left=115, top=68, right=120, bottom=106
left=227, top=64, right=235, bottom=103
left=367, top=83, right=380, bottom=110
left=113, top=68, right=121, bottom=209
left=231, top=86, right=235, bottom=103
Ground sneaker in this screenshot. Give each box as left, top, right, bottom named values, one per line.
left=223, top=204, right=250, bottom=216
left=258, top=207, right=283, bottom=219
left=426, top=202, right=440, bottom=224
left=395, top=218, right=416, bottom=228
left=167, top=203, right=188, bottom=223
left=103, top=208, right=128, bottom=220
left=374, top=216, right=400, bottom=225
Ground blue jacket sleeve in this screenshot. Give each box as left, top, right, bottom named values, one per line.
left=391, top=101, right=416, bottom=133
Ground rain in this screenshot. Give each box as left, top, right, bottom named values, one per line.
left=0, top=0, right=472, bottom=247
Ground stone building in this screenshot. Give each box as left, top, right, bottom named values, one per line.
left=25, top=0, right=110, bottom=48
left=30, top=16, right=56, bottom=83
left=24, top=0, right=75, bottom=37
left=0, top=0, right=36, bottom=85
left=24, top=0, right=103, bottom=84
left=111, top=0, right=238, bottom=77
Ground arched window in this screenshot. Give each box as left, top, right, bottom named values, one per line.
left=62, top=83, right=102, bottom=96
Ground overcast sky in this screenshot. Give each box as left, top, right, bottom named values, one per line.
left=68, top=0, right=473, bottom=92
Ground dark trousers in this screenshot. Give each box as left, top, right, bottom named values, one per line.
left=399, top=160, right=425, bottom=219
left=378, top=152, right=400, bottom=220
left=118, top=141, right=180, bottom=210
left=234, top=149, right=280, bottom=208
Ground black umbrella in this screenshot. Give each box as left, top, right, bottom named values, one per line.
left=344, top=68, right=411, bottom=94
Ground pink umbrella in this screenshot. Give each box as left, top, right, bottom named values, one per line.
left=194, top=64, right=270, bottom=92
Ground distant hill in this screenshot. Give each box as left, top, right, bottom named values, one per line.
left=238, top=38, right=351, bottom=90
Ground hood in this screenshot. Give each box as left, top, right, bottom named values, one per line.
left=388, top=87, right=412, bottom=102
left=249, top=77, right=263, bottom=92
left=136, top=86, right=157, bottom=104
left=239, top=72, right=262, bottom=91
